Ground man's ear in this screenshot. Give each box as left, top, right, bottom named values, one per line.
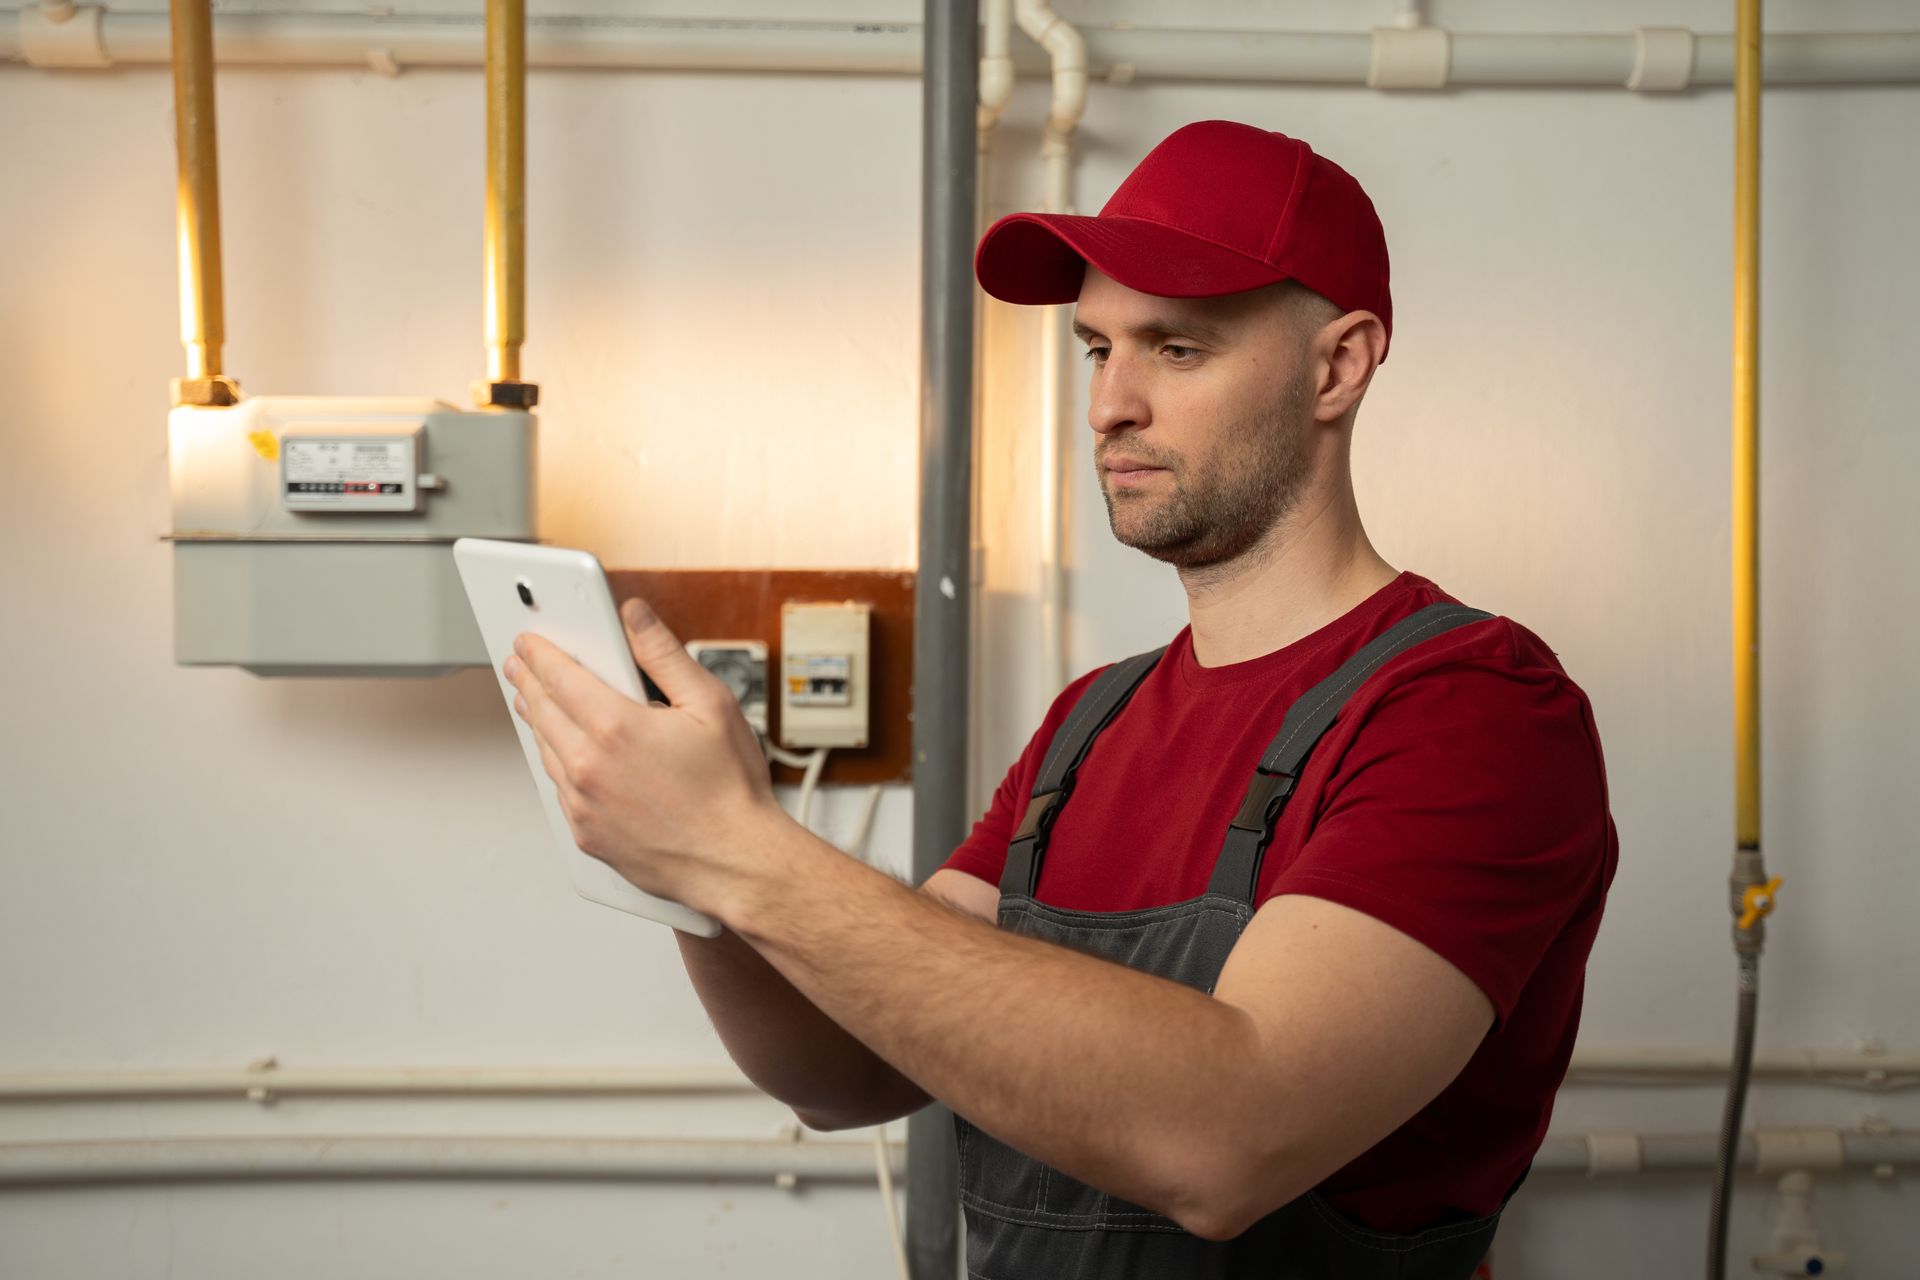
left=1313, top=311, right=1387, bottom=423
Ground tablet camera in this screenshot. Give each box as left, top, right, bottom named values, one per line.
left=515, top=579, right=536, bottom=609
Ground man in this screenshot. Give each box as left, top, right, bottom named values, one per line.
left=503, top=120, right=1616, bottom=1278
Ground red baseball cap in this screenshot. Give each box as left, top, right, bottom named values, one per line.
left=974, top=120, right=1392, bottom=357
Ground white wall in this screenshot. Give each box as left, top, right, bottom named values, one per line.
left=3, top=1, right=1917, bottom=1275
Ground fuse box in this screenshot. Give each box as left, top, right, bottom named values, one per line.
left=779, top=601, right=871, bottom=749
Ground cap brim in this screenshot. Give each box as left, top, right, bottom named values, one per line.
left=975, top=212, right=1292, bottom=305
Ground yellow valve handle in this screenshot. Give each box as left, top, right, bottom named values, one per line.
left=1738, top=876, right=1783, bottom=930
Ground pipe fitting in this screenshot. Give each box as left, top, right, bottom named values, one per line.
left=472, top=379, right=539, bottom=410
left=1754, top=1129, right=1845, bottom=1177
left=978, top=0, right=1015, bottom=142
left=1627, top=26, right=1696, bottom=91
left=1367, top=24, right=1450, bottom=90
left=977, top=59, right=1014, bottom=112
left=1016, top=0, right=1088, bottom=152
left=1752, top=1170, right=1850, bottom=1275
left=1729, top=847, right=1777, bottom=956
left=1583, top=1131, right=1643, bottom=1177
left=19, top=2, right=110, bottom=68
left=170, top=376, right=242, bottom=409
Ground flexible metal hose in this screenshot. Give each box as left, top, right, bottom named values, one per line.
left=1707, top=961, right=1759, bottom=1279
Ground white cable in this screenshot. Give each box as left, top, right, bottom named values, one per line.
left=759, top=736, right=814, bottom=770
left=795, top=748, right=829, bottom=829
left=873, top=1124, right=909, bottom=1280
left=759, top=733, right=875, bottom=854
left=843, top=785, right=884, bottom=862
left=755, top=733, right=831, bottom=831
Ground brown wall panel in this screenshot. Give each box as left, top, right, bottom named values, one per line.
left=605, top=569, right=916, bottom=785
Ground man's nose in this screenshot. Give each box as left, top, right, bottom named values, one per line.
left=1088, top=356, right=1150, bottom=436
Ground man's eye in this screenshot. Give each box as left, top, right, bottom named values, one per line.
left=1082, top=346, right=1109, bottom=363
left=1162, top=344, right=1198, bottom=361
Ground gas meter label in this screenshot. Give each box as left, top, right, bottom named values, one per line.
left=282, top=434, right=421, bottom=513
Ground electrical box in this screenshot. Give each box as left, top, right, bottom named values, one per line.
left=779, top=601, right=870, bottom=749
left=168, top=396, right=537, bottom=676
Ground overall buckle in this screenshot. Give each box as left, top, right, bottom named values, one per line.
left=1229, top=769, right=1297, bottom=834
left=1012, top=789, right=1065, bottom=842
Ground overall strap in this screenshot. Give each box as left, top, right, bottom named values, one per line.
left=1001, top=648, right=1166, bottom=897
left=1205, top=603, right=1496, bottom=903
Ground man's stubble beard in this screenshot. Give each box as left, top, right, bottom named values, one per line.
left=1097, top=374, right=1315, bottom=575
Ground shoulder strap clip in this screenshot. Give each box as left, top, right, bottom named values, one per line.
left=1012, top=789, right=1063, bottom=841
left=1229, top=769, right=1297, bottom=835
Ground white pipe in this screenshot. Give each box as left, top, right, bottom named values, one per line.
left=1565, top=1047, right=1920, bottom=1090
left=873, top=1126, right=910, bottom=1280
left=5, top=13, right=1918, bottom=87
left=4, top=1047, right=1914, bottom=1104
left=1016, top=0, right=1088, bottom=185
left=977, top=0, right=1014, bottom=143
left=1531, top=1128, right=1918, bottom=1178
left=0, top=1136, right=905, bottom=1187
left=1014, top=0, right=1087, bottom=703
left=1087, top=29, right=1920, bottom=88
left=1, top=1129, right=1908, bottom=1188
left=0, top=1063, right=757, bottom=1102
left=970, top=0, right=1013, bottom=828
left=2, top=11, right=925, bottom=73
left=1033, top=308, right=1069, bottom=703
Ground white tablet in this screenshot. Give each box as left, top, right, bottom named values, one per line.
left=453, top=537, right=722, bottom=937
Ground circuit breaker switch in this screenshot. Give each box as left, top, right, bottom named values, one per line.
left=780, top=602, right=870, bottom=749
left=788, top=654, right=852, bottom=706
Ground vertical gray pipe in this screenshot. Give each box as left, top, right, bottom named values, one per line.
left=908, top=1, right=977, bottom=1278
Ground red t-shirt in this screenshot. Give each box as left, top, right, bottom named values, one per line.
left=942, top=572, right=1616, bottom=1233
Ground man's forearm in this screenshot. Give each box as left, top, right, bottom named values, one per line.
left=676, top=926, right=930, bottom=1129
left=725, top=825, right=1284, bottom=1233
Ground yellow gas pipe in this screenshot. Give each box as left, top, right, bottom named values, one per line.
left=1709, top=3, right=1777, bottom=1276
left=1732, top=0, right=1763, bottom=860
left=478, top=0, right=537, bottom=407
left=1727, top=0, right=1778, bottom=960
left=168, top=0, right=239, bottom=407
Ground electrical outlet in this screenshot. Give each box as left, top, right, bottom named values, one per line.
left=687, top=639, right=769, bottom=734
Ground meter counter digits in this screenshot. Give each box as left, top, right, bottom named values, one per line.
left=281, top=425, right=445, bottom=514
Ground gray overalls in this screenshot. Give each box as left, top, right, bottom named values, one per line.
left=956, top=603, right=1514, bottom=1280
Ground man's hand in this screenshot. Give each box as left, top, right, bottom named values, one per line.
left=501, top=597, right=791, bottom=921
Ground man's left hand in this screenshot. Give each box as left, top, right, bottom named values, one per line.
left=501, top=597, right=789, bottom=921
